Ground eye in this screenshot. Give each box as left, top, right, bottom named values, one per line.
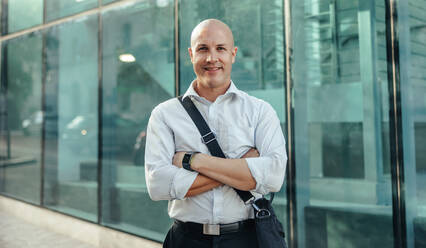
left=217, top=47, right=226, bottom=51
left=197, top=47, right=208, bottom=51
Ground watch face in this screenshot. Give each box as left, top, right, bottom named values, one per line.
left=182, top=153, right=194, bottom=171
left=182, top=153, right=191, bottom=165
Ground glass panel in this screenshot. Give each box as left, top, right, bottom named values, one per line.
left=8, top=0, right=43, bottom=33
left=45, top=0, right=98, bottom=22
left=179, top=0, right=287, bottom=238
left=292, top=0, right=394, bottom=247
left=0, top=33, right=43, bottom=204
left=43, top=15, right=99, bottom=221
left=101, top=1, right=174, bottom=241
left=102, top=0, right=120, bottom=5
left=399, top=0, right=426, bottom=247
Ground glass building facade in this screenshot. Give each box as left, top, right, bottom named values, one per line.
left=0, top=0, right=424, bottom=247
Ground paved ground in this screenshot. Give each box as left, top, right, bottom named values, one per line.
left=0, top=211, right=96, bottom=248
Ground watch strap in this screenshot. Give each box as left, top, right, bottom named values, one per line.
left=182, top=152, right=195, bottom=171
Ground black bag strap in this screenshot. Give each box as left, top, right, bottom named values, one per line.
left=178, top=96, right=254, bottom=203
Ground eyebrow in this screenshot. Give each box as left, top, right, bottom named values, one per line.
left=195, top=43, right=227, bottom=48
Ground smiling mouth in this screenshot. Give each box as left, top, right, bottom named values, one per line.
left=204, top=67, right=222, bottom=71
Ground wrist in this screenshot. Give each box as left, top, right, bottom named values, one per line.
left=190, top=152, right=204, bottom=171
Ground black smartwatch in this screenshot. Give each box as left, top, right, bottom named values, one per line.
left=182, top=152, right=199, bottom=171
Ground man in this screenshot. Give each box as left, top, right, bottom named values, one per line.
left=145, top=19, right=287, bottom=248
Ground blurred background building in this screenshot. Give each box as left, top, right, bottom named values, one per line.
left=0, top=0, right=425, bottom=247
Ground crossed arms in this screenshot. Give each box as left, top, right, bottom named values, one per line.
left=144, top=101, right=287, bottom=201
left=172, top=148, right=260, bottom=197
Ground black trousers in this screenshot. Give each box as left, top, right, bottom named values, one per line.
left=163, top=221, right=259, bottom=248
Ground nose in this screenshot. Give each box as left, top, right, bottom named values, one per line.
left=206, top=51, right=218, bottom=62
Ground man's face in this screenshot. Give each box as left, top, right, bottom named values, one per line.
left=189, top=24, right=237, bottom=89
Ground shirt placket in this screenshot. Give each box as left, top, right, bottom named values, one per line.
left=208, top=101, right=223, bottom=224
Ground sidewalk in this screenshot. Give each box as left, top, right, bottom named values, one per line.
left=0, top=211, right=96, bottom=248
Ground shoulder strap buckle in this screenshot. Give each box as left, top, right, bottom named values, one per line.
left=201, top=131, right=216, bottom=144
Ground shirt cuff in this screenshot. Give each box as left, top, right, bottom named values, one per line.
left=245, top=157, right=268, bottom=194
left=170, top=167, right=198, bottom=200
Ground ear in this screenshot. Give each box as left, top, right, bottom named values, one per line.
left=188, top=47, right=194, bottom=63
left=231, top=46, right=238, bottom=64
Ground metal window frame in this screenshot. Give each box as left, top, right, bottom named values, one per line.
left=97, top=0, right=103, bottom=225
left=174, top=0, right=180, bottom=96
left=283, top=0, right=297, bottom=247
left=0, top=35, right=8, bottom=192
left=385, top=0, right=407, bottom=247
left=40, top=0, right=47, bottom=206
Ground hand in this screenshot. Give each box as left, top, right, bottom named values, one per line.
left=241, top=148, right=259, bottom=158
left=172, top=151, right=186, bottom=168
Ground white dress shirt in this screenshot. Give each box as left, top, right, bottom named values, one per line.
left=145, top=80, right=287, bottom=224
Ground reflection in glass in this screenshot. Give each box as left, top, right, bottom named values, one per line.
left=179, top=0, right=287, bottom=236
left=0, top=33, right=43, bottom=204
left=101, top=1, right=174, bottom=241
left=43, top=15, right=99, bottom=221
left=7, top=0, right=43, bottom=33
left=45, top=0, right=98, bottom=22
left=292, top=1, right=394, bottom=247
left=399, top=0, right=426, bottom=247
left=102, top=0, right=120, bottom=5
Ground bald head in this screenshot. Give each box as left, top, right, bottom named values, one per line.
left=190, top=19, right=235, bottom=49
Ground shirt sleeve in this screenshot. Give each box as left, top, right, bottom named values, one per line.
left=245, top=102, right=287, bottom=195
left=144, top=106, right=198, bottom=201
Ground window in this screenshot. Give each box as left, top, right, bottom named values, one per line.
left=0, top=33, right=43, bottom=204
left=292, top=0, right=394, bottom=246
left=399, top=0, right=426, bottom=246
left=101, top=0, right=174, bottom=240
left=7, top=0, right=43, bottom=33
left=45, top=0, right=98, bottom=22
left=43, top=15, right=99, bottom=221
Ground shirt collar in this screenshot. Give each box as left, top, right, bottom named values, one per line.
left=183, top=80, right=242, bottom=102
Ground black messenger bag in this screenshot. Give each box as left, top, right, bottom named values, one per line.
left=252, top=194, right=287, bottom=248
left=178, top=96, right=287, bottom=248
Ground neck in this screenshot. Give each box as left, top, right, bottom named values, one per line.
left=194, top=80, right=231, bottom=102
